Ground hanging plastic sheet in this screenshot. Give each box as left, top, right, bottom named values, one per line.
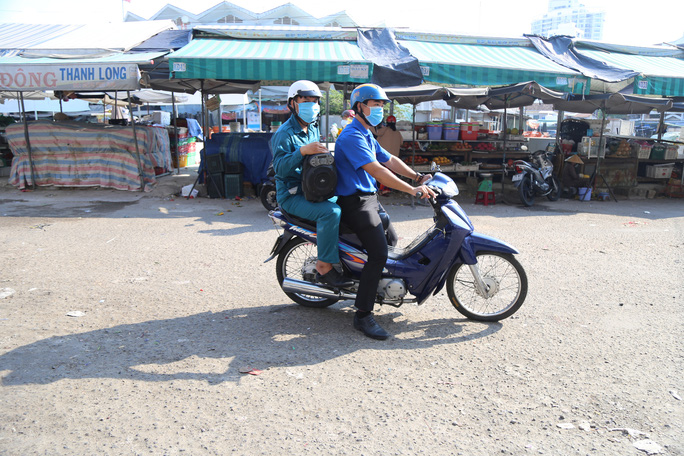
left=357, top=28, right=423, bottom=87
left=526, top=35, right=639, bottom=83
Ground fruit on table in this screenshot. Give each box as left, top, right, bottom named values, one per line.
left=473, top=142, right=497, bottom=151
left=449, top=141, right=472, bottom=152
left=433, top=156, right=452, bottom=165
left=402, top=155, right=428, bottom=164
left=427, top=143, right=448, bottom=151
left=615, top=140, right=632, bottom=157
left=401, top=141, right=423, bottom=150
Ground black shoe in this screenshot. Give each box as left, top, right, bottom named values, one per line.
left=316, top=268, right=354, bottom=288
left=353, top=314, right=390, bottom=340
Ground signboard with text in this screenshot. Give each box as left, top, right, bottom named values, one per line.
left=0, top=63, right=141, bottom=91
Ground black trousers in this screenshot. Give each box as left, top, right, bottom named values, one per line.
left=337, top=193, right=388, bottom=312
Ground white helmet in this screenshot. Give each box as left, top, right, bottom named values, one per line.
left=288, top=80, right=322, bottom=100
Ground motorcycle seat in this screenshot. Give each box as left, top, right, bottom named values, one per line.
left=279, top=209, right=354, bottom=235
left=279, top=208, right=390, bottom=235
left=279, top=207, right=438, bottom=262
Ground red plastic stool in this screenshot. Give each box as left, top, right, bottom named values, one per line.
left=475, top=191, right=496, bottom=206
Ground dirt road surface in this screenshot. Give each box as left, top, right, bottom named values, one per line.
left=0, top=173, right=682, bottom=455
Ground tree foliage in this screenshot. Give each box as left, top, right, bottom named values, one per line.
left=321, top=89, right=415, bottom=122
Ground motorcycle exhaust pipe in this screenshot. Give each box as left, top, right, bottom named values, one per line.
left=282, top=278, right=357, bottom=300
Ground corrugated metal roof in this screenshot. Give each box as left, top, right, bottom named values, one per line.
left=193, top=25, right=357, bottom=40
left=0, top=21, right=176, bottom=57
left=0, top=23, right=83, bottom=50
left=0, top=51, right=167, bottom=66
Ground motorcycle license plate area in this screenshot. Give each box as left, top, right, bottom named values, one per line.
left=512, top=174, right=523, bottom=182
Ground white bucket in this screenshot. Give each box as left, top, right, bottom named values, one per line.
left=229, top=122, right=241, bottom=133
left=578, top=187, right=592, bottom=201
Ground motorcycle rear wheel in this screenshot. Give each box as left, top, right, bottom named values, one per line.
left=546, top=175, right=561, bottom=201
left=276, top=237, right=339, bottom=308
left=260, top=184, right=278, bottom=211
left=518, top=174, right=535, bottom=207
left=446, top=251, right=527, bottom=321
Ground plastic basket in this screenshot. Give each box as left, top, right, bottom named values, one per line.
left=427, top=124, right=443, bottom=141
left=665, top=145, right=678, bottom=160
left=636, top=144, right=652, bottom=159
left=443, top=122, right=460, bottom=140
left=650, top=144, right=666, bottom=160
left=224, top=173, right=243, bottom=198
left=460, top=122, right=479, bottom=141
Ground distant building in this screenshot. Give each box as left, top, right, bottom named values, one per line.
left=124, top=2, right=359, bottom=29
left=531, top=0, right=604, bottom=40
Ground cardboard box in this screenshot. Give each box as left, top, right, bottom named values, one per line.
left=645, top=164, right=674, bottom=179
left=151, top=111, right=170, bottom=126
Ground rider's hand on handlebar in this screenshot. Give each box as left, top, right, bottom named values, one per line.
left=300, top=142, right=329, bottom=156
left=413, top=184, right=436, bottom=199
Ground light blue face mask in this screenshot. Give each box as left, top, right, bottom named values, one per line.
left=366, top=105, right=384, bottom=127
left=297, top=102, right=320, bottom=124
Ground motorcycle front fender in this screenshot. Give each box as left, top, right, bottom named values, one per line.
left=429, top=231, right=519, bottom=296
left=459, top=232, right=519, bottom=265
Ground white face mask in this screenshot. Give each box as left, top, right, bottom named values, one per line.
left=366, top=106, right=384, bottom=127
left=296, top=102, right=320, bottom=124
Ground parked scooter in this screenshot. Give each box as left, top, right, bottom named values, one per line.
left=511, top=149, right=561, bottom=207
left=265, top=167, right=527, bottom=322
left=259, top=165, right=278, bottom=211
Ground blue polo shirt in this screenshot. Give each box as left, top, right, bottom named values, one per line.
left=334, top=118, right=392, bottom=196
left=270, top=115, right=320, bottom=202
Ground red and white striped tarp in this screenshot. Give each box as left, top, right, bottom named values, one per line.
left=5, top=121, right=171, bottom=191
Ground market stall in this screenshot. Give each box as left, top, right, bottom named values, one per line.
left=0, top=21, right=178, bottom=191
left=384, top=82, right=569, bottom=185
left=552, top=93, right=677, bottom=198
left=5, top=120, right=170, bottom=191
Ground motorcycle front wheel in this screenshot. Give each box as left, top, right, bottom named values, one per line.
left=276, top=237, right=339, bottom=308
left=517, top=174, right=535, bottom=207
left=260, top=184, right=278, bottom=211
left=446, top=252, right=528, bottom=321
left=546, top=175, right=561, bottom=201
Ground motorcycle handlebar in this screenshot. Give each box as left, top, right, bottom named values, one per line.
left=415, top=189, right=438, bottom=207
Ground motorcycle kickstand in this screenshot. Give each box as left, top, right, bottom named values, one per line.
left=468, top=264, right=491, bottom=298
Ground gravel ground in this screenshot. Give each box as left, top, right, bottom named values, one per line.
left=0, top=172, right=682, bottom=455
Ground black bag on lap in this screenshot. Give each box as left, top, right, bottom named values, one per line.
left=301, top=153, right=337, bottom=203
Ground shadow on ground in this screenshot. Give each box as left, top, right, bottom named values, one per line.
left=0, top=304, right=500, bottom=386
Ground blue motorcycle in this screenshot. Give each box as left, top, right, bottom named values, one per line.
left=265, top=170, right=527, bottom=321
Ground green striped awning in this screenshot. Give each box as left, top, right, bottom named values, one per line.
left=167, top=38, right=372, bottom=83
left=580, top=49, right=684, bottom=97
left=399, top=40, right=590, bottom=93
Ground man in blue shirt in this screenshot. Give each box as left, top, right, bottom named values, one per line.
left=271, top=80, right=353, bottom=288
left=335, top=84, right=435, bottom=340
